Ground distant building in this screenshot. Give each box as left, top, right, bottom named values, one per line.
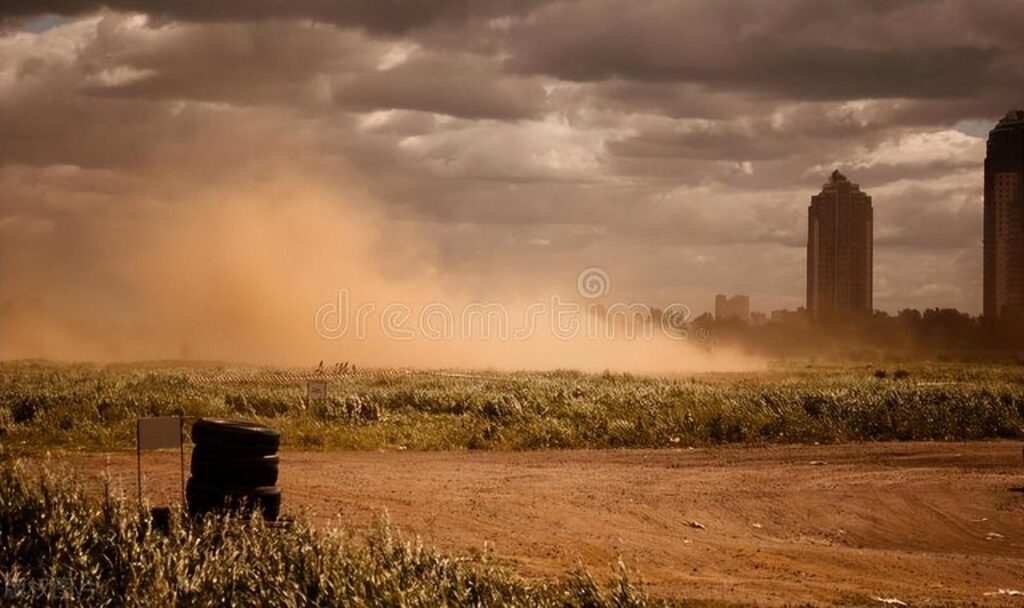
left=750, top=311, right=768, bottom=326
left=806, top=170, right=873, bottom=317
left=983, top=110, right=1024, bottom=319
left=715, top=294, right=750, bottom=322
left=770, top=308, right=806, bottom=323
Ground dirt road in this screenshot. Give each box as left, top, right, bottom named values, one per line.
left=56, top=442, right=1024, bottom=606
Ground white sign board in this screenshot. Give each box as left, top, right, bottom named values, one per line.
left=137, top=417, right=182, bottom=450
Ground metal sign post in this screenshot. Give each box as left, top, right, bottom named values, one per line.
left=136, top=416, right=185, bottom=509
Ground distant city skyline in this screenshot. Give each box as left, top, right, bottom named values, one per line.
left=724, top=109, right=1023, bottom=322
left=983, top=110, right=1024, bottom=319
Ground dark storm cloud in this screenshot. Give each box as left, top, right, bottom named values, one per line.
left=602, top=108, right=895, bottom=163
left=1, top=0, right=1021, bottom=315
left=505, top=0, right=1022, bottom=102
left=0, top=0, right=476, bottom=34
left=608, top=127, right=790, bottom=162
left=331, top=54, right=546, bottom=120
left=79, top=21, right=377, bottom=106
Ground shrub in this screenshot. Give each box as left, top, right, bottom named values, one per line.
left=317, top=395, right=381, bottom=422
left=480, top=394, right=523, bottom=421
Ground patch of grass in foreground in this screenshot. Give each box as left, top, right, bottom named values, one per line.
left=0, top=461, right=722, bottom=607
left=1, top=361, right=1023, bottom=451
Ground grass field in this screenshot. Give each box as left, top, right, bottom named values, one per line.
left=0, top=462, right=671, bottom=607
left=2, top=360, right=1023, bottom=452
left=3, top=360, right=1023, bottom=606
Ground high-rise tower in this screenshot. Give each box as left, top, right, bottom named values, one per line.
left=983, top=110, right=1024, bottom=319
left=806, top=170, right=873, bottom=317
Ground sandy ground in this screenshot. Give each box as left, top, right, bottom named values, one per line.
left=52, top=442, right=1024, bottom=606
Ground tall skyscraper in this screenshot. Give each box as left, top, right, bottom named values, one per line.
left=983, top=110, right=1024, bottom=319
left=806, top=170, right=873, bottom=317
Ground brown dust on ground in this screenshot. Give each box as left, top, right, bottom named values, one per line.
left=55, top=442, right=1024, bottom=606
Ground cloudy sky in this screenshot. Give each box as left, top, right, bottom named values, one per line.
left=2, top=0, right=1023, bottom=336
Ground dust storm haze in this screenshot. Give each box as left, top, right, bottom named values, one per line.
left=3, top=2, right=1022, bottom=369
left=0, top=117, right=754, bottom=372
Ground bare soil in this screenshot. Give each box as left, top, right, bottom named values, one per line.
left=54, top=442, right=1024, bottom=606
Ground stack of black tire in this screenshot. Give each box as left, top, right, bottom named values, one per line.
left=186, top=418, right=281, bottom=521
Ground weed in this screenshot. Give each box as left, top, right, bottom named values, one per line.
left=0, top=462, right=665, bottom=606
left=1, top=361, right=1021, bottom=451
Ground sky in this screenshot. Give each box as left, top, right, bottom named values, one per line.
left=1, top=1, right=1023, bottom=362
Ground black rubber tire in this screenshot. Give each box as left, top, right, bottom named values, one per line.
left=190, top=445, right=279, bottom=487
left=191, top=418, right=280, bottom=455
left=186, top=477, right=281, bottom=521
left=185, top=477, right=220, bottom=516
